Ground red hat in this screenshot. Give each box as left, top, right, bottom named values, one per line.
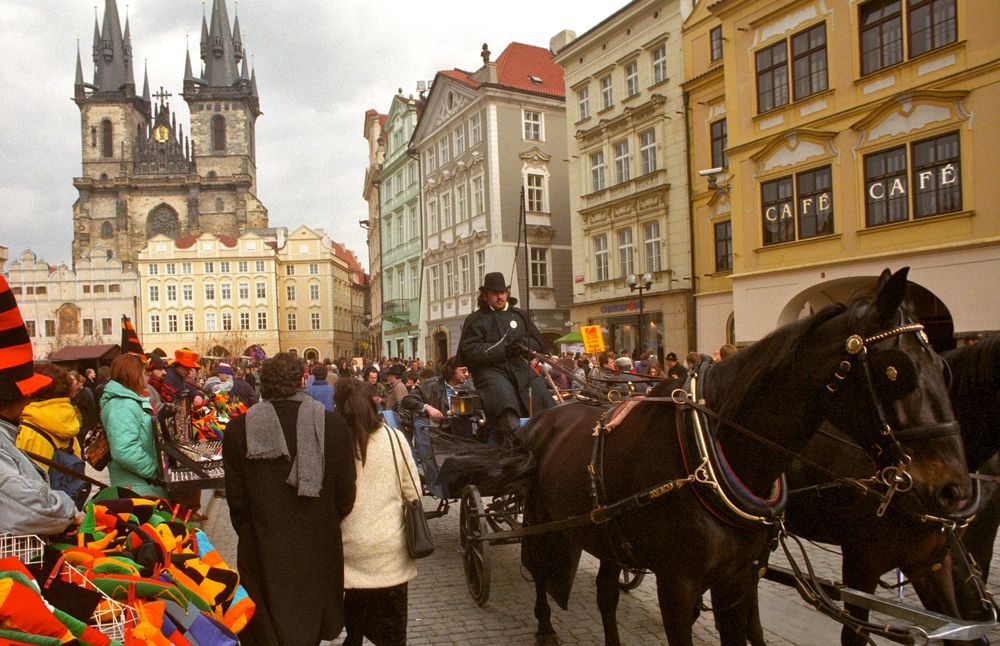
left=173, top=348, right=200, bottom=369
left=0, top=276, right=52, bottom=400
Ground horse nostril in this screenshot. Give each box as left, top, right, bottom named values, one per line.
left=938, top=483, right=964, bottom=508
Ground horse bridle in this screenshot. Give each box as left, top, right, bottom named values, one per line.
left=826, top=320, right=960, bottom=516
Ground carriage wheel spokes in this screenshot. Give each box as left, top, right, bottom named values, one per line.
left=619, top=567, right=646, bottom=592
left=460, top=485, right=491, bottom=606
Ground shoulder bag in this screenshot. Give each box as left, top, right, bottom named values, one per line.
left=81, top=423, right=111, bottom=471
left=386, top=425, right=434, bottom=559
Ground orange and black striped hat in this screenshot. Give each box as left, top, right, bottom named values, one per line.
left=121, top=315, right=144, bottom=356
left=0, top=275, right=52, bottom=400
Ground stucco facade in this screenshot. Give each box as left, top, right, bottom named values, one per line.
left=362, top=110, right=386, bottom=359
left=5, top=249, right=140, bottom=359
left=556, top=0, right=695, bottom=360
left=379, top=94, right=424, bottom=360
left=411, top=43, right=573, bottom=364
left=699, top=0, right=1000, bottom=349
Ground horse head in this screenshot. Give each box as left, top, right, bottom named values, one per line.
left=803, top=267, right=970, bottom=517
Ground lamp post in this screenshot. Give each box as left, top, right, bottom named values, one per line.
left=625, top=272, right=654, bottom=353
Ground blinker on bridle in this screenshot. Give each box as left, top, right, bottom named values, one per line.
left=826, top=321, right=933, bottom=516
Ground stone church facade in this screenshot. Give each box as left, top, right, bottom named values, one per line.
left=71, top=0, right=268, bottom=267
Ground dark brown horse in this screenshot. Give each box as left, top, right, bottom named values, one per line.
left=770, top=338, right=998, bottom=645
left=509, top=269, right=969, bottom=646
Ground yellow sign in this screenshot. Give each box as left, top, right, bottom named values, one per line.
left=580, top=325, right=605, bottom=354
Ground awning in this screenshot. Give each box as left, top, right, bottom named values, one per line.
left=553, top=330, right=583, bottom=345
left=48, top=344, right=121, bottom=363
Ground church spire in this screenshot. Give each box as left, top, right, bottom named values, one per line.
left=123, top=15, right=135, bottom=89
left=200, top=14, right=209, bottom=61
left=232, top=13, right=244, bottom=63
left=92, top=0, right=130, bottom=92
left=142, top=60, right=151, bottom=103
left=184, top=48, right=194, bottom=81
left=203, top=0, right=239, bottom=87
left=250, top=66, right=258, bottom=97
left=75, top=43, right=84, bottom=87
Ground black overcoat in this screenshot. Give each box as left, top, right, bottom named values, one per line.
left=222, top=400, right=357, bottom=646
left=457, top=300, right=554, bottom=422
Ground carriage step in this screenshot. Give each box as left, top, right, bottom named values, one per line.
left=763, top=565, right=998, bottom=643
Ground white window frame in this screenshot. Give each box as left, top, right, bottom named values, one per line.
left=475, top=250, right=485, bottom=288
left=591, top=151, right=606, bottom=192
left=640, top=129, right=658, bottom=175
left=618, top=228, right=635, bottom=277
left=168, top=314, right=178, bottom=333
left=240, top=312, right=250, bottom=330
left=594, top=234, right=609, bottom=282
left=255, top=260, right=265, bottom=272
left=625, top=61, right=639, bottom=97
left=220, top=261, right=230, bottom=273
left=442, top=192, right=453, bottom=228
left=182, top=283, right=193, bottom=301
left=653, top=44, right=667, bottom=84
left=430, top=265, right=440, bottom=301
left=222, top=312, right=232, bottom=331
left=257, top=311, right=267, bottom=330
left=221, top=282, right=231, bottom=301
left=410, top=260, right=419, bottom=297
left=182, top=262, right=193, bottom=274
left=310, top=284, right=320, bottom=300
left=426, top=146, right=437, bottom=172
left=472, top=176, right=485, bottom=215
left=470, top=113, right=482, bottom=144
left=237, top=260, right=248, bottom=273
left=438, top=137, right=450, bottom=165
left=287, top=313, right=297, bottom=331
left=444, top=260, right=455, bottom=294
left=643, top=221, right=662, bottom=273
left=286, top=285, right=296, bottom=301
left=238, top=282, right=249, bottom=300
left=150, top=315, right=160, bottom=333
left=523, top=110, right=543, bottom=141
left=459, top=255, right=470, bottom=293
left=204, top=283, right=215, bottom=300
left=148, top=263, right=159, bottom=276
left=183, top=312, right=194, bottom=332
left=529, top=247, right=549, bottom=288
left=526, top=173, right=545, bottom=212
left=601, top=76, right=613, bottom=109
left=456, top=182, right=468, bottom=221
left=426, top=199, right=438, bottom=233
left=577, top=87, right=590, bottom=120
left=148, top=284, right=159, bottom=302
left=311, top=312, right=321, bottom=330
left=256, top=282, right=266, bottom=298
left=454, top=125, right=465, bottom=155
left=206, top=312, right=217, bottom=332
left=614, top=140, right=631, bottom=184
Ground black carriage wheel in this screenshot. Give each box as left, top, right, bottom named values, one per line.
left=619, top=568, right=646, bottom=592
left=460, top=485, right=491, bottom=606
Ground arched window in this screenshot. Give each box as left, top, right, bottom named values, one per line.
left=101, top=119, right=114, bottom=158
left=146, top=204, right=180, bottom=239
left=100, top=221, right=113, bottom=239
left=211, top=115, right=226, bottom=152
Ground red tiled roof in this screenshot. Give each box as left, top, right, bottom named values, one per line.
left=494, top=42, right=565, bottom=98
left=330, top=240, right=365, bottom=276
left=440, top=69, right=480, bottom=88
left=172, top=233, right=237, bottom=249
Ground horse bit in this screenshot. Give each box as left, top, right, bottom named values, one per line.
left=827, top=320, right=931, bottom=517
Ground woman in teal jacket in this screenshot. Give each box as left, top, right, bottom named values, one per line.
left=100, top=354, right=167, bottom=499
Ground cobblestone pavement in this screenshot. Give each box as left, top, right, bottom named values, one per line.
left=198, top=491, right=1000, bottom=645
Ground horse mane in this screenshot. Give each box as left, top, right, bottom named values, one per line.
left=943, top=337, right=1000, bottom=399
left=705, top=302, right=847, bottom=421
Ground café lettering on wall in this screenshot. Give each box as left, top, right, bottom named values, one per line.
left=867, top=163, right=959, bottom=202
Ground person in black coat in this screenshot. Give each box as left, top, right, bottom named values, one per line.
left=457, top=272, right=554, bottom=443
left=223, top=352, right=357, bottom=645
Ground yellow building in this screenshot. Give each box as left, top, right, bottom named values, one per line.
left=137, top=232, right=280, bottom=360
left=689, top=0, right=999, bottom=350
left=555, top=0, right=695, bottom=359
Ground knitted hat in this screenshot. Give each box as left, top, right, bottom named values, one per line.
left=215, top=362, right=234, bottom=376
left=0, top=275, right=52, bottom=400
left=173, top=348, right=200, bottom=369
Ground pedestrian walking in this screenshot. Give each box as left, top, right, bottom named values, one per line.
left=223, top=352, right=357, bottom=645
left=335, top=377, right=419, bottom=646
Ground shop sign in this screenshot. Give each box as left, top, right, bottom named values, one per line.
left=580, top=325, right=605, bottom=354
left=574, top=274, right=585, bottom=283
left=600, top=300, right=643, bottom=314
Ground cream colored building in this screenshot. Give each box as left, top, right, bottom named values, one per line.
left=362, top=110, right=386, bottom=359
left=555, top=0, right=695, bottom=359
left=692, top=0, right=999, bottom=350
left=137, top=232, right=280, bottom=359
left=5, top=249, right=140, bottom=358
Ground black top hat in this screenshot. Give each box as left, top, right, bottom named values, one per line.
left=479, top=272, right=509, bottom=292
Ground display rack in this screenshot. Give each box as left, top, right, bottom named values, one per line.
left=0, top=534, right=137, bottom=640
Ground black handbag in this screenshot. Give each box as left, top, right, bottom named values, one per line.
left=386, top=425, right=434, bottom=559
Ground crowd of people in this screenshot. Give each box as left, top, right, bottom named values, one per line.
left=0, top=266, right=744, bottom=646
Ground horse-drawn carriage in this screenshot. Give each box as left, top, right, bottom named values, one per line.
left=401, top=269, right=999, bottom=645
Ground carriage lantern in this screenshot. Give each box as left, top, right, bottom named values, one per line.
left=626, top=272, right=654, bottom=353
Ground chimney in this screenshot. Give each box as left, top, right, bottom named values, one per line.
left=549, top=30, right=577, bottom=55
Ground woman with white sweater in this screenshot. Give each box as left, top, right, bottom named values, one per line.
left=335, top=377, right=419, bottom=646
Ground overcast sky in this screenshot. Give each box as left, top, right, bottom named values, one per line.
left=0, top=0, right=617, bottom=270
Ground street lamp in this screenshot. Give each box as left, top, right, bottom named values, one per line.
left=625, top=272, right=654, bottom=352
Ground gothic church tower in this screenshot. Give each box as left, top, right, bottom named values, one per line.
left=72, top=0, right=268, bottom=266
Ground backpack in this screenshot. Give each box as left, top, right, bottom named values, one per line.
left=22, top=422, right=92, bottom=510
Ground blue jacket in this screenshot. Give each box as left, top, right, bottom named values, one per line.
left=100, top=380, right=167, bottom=498
left=307, top=380, right=335, bottom=412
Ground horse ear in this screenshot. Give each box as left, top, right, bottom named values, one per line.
left=875, top=268, right=892, bottom=291
left=874, top=267, right=910, bottom=321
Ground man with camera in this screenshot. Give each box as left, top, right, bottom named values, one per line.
left=457, top=272, right=554, bottom=444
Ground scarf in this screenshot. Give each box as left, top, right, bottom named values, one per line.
left=244, top=391, right=326, bottom=497
left=148, top=376, right=177, bottom=403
